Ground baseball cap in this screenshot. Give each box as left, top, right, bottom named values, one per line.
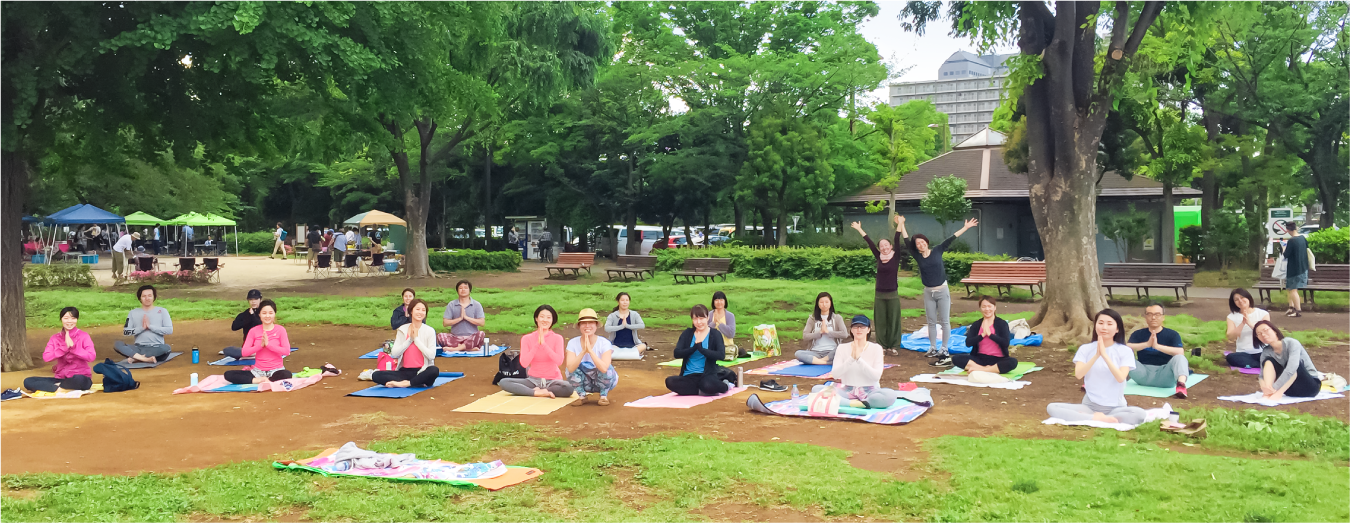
left=850, top=315, right=871, bottom=327
left=246, top=289, right=262, bottom=300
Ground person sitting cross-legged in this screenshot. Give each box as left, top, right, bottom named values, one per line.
left=1045, top=309, right=1148, bottom=426
left=940, top=295, right=1019, bottom=373
left=1125, top=303, right=1190, bottom=399
left=372, top=299, right=441, bottom=388
left=811, top=315, right=910, bottom=408
left=114, top=285, right=173, bottom=364
left=223, top=300, right=295, bottom=384
left=24, top=307, right=96, bottom=393
left=439, top=280, right=486, bottom=352
left=665, top=304, right=732, bottom=396
left=565, top=308, right=617, bottom=406
left=498, top=305, right=574, bottom=398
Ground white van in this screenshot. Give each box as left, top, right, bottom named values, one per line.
left=597, top=225, right=664, bottom=256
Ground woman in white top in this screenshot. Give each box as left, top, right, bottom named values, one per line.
left=796, top=292, right=850, bottom=364
left=1045, top=309, right=1147, bottom=425
left=1224, top=288, right=1269, bottom=369
left=373, top=299, right=440, bottom=388
left=809, top=315, right=906, bottom=409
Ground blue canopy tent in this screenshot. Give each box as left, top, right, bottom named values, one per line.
left=37, top=204, right=124, bottom=263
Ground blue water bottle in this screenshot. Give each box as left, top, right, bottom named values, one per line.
left=191, top=345, right=200, bottom=364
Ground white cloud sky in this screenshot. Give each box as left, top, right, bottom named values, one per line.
left=856, top=1, right=1016, bottom=105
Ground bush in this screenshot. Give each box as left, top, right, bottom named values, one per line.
left=1178, top=225, right=1206, bottom=263
left=655, top=246, right=1010, bottom=281
left=223, top=231, right=275, bottom=254
left=427, top=250, right=521, bottom=272
left=23, top=264, right=97, bottom=288
left=785, top=231, right=869, bottom=250
left=1306, top=227, right=1348, bottom=264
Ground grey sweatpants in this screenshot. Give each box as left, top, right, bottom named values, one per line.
left=1046, top=399, right=1147, bottom=426
left=1128, top=355, right=1189, bottom=388
left=499, top=377, right=574, bottom=398
left=795, top=349, right=836, bottom=365
left=923, top=285, right=951, bottom=354
left=114, top=341, right=171, bottom=359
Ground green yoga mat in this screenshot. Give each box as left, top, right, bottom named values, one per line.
left=939, top=361, right=1042, bottom=380
left=1124, top=374, right=1207, bottom=397
left=657, top=351, right=768, bottom=367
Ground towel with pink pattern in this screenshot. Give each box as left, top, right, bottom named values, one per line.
left=172, top=370, right=338, bottom=394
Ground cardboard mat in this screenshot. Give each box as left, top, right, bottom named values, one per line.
left=453, top=390, right=578, bottom=415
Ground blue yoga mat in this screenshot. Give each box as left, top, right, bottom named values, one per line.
left=209, top=348, right=299, bottom=366
left=770, top=364, right=833, bottom=378
left=347, top=372, right=464, bottom=398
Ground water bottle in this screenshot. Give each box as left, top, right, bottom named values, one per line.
left=483, top=337, right=490, bottom=354
left=191, top=345, right=199, bottom=364
left=190, top=373, right=199, bottom=386
left=791, top=384, right=800, bottom=399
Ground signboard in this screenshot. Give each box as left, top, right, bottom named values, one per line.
left=1267, top=208, right=1295, bottom=239
left=1269, top=208, right=1293, bottom=219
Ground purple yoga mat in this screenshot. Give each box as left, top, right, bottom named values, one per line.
left=1224, top=351, right=1262, bottom=375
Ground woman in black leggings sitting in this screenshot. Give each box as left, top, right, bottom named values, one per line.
left=373, top=299, right=440, bottom=388
left=949, top=295, right=1018, bottom=374
left=666, top=304, right=731, bottom=396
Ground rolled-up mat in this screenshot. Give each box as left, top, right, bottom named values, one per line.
left=347, top=372, right=463, bottom=398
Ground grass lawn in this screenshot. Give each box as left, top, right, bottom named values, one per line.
left=3, top=423, right=1346, bottom=522
left=1193, top=269, right=1259, bottom=289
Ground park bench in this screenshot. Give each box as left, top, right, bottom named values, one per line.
left=960, top=261, right=1046, bottom=298
left=1255, top=264, right=1350, bottom=304
left=1101, top=263, right=1196, bottom=300
left=607, top=255, right=658, bottom=281
left=672, top=257, right=731, bottom=284
left=546, top=252, right=596, bottom=279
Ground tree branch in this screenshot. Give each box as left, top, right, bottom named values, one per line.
left=1122, top=2, right=1163, bottom=57
left=1072, top=2, right=1100, bottom=112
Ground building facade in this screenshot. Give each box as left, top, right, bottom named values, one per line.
left=889, top=51, right=1015, bottom=143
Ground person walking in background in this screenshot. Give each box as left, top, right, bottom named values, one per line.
left=1280, top=223, right=1311, bottom=317
left=183, top=224, right=194, bottom=254
left=899, top=214, right=978, bottom=359
left=850, top=219, right=904, bottom=355
left=269, top=222, right=285, bottom=259
left=306, top=225, right=322, bottom=272
left=331, top=227, right=347, bottom=261
left=111, top=231, right=137, bottom=280
left=507, top=227, right=519, bottom=255
left=151, top=223, right=162, bottom=255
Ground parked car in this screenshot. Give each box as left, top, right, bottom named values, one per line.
left=595, top=226, right=665, bottom=256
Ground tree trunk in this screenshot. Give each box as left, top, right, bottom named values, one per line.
left=1161, top=182, right=1174, bottom=263
left=732, top=198, right=744, bottom=239
left=1301, top=126, right=1345, bottom=229
left=483, top=144, right=494, bottom=242
left=2, top=150, right=35, bottom=371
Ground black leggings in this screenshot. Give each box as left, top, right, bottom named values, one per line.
left=372, top=366, right=441, bottom=388
left=224, top=369, right=293, bottom=385
left=1226, top=352, right=1261, bottom=369
left=666, top=372, right=729, bottom=396
left=1269, top=360, right=1322, bottom=398
left=951, top=353, right=1018, bottom=374
left=23, top=375, right=93, bottom=392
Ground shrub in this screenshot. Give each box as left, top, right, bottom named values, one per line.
left=785, top=231, right=869, bottom=250
left=655, top=246, right=1010, bottom=281
left=22, top=264, right=97, bottom=288
left=1178, top=225, right=1206, bottom=263
left=1306, top=227, right=1348, bottom=264
left=941, top=252, right=1014, bottom=283
left=223, top=231, right=275, bottom=254
left=427, top=250, right=521, bottom=272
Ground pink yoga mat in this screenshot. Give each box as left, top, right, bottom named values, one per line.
left=1224, top=352, right=1262, bottom=375
left=623, top=387, right=747, bottom=408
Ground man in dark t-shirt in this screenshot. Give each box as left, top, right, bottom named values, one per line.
left=1282, top=224, right=1309, bottom=317
left=1125, top=303, right=1189, bottom=399
left=306, top=225, right=323, bottom=272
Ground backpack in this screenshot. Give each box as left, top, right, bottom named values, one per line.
left=279, top=229, right=288, bottom=241
left=492, top=349, right=526, bottom=385
left=93, top=358, right=140, bottom=392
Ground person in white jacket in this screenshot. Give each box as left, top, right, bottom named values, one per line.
left=809, top=315, right=908, bottom=409
left=373, top=299, right=440, bottom=388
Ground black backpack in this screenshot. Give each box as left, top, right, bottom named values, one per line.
left=491, top=349, right=526, bottom=385
left=93, top=358, right=141, bottom=392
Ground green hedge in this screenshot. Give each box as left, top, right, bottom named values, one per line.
left=223, top=231, right=275, bottom=254
left=428, top=250, right=521, bottom=272
left=23, top=264, right=97, bottom=288
left=1307, top=227, right=1348, bottom=264
left=655, top=247, right=1010, bottom=281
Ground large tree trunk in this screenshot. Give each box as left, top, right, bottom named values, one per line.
left=2, top=150, right=35, bottom=371
left=625, top=155, right=640, bottom=255
left=732, top=198, right=744, bottom=238
left=1301, top=122, right=1346, bottom=229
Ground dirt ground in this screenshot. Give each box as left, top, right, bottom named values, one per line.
left=6, top=264, right=1348, bottom=480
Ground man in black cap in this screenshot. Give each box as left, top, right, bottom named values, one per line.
left=224, top=289, right=264, bottom=359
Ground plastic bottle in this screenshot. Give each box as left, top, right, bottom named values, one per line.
left=190, top=373, right=199, bottom=386
left=791, top=384, right=800, bottom=398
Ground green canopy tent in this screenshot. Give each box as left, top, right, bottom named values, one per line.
left=165, top=212, right=238, bottom=255
left=200, top=214, right=239, bottom=255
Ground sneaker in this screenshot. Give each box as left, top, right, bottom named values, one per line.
left=1174, top=384, right=1188, bottom=399
left=0, top=389, right=23, bottom=401
left=1293, top=310, right=1303, bottom=317
left=930, top=357, right=953, bottom=368
left=758, top=379, right=787, bottom=392
left=924, top=349, right=939, bottom=358
left=1285, top=308, right=1296, bottom=317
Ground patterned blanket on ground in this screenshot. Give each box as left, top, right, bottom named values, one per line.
left=172, top=368, right=337, bottom=394
left=273, top=445, right=543, bottom=491
left=746, top=390, right=932, bottom=425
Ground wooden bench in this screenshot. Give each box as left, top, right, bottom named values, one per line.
left=1101, top=263, right=1196, bottom=300
left=1255, top=264, right=1350, bottom=304
left=545, top=252, right=595, bottom=279
left=960, top=261, right=1046, bottom=298
left=672, top=257, right=731, bottom=284
left=607, top=255, right=658, bottom=281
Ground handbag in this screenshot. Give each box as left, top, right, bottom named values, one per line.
left=376, top=352, right=399, bottom=372
left=1271, top=254, right=1287, bottom=280
left=805, top=387, right=840, bottom=417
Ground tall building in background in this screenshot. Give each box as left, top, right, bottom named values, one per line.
left=889, top=51, right=1015, bottom=144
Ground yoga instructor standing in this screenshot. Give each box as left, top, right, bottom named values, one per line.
left=850, top=219, right=903, bottom=354
left=899, top=215, right=977, bottom=359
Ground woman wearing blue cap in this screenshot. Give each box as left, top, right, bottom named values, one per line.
left=809, top=315, right=908, bottom=408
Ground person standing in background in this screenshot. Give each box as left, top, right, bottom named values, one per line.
left=306, top=225, right=322, bottom=272
left=151, top=223, right=162, bottom=255
left=111, top=231, right=137, bottom=280
left=1281, top=223, right=1310, bottom=317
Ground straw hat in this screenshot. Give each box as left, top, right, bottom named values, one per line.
left=576, top=308, right=600, bottom=324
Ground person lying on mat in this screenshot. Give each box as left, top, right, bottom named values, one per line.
left=810, top=315, right=908, bottom=409
left=372, top=299, right=441, bottom=388
left=1224, top=288, right=1269, bottom=369
left=1125, top=302, right=1190, bottom=399
left=710, top=291, right=747, bottom=359
left=391, top=287, right=416, bottom=330
left=499, top=305, right=574, bottom=398
left=1045, top=309, right=1148, bottom=426
left=566, top=308, right=617, bottom=406
left=1254, top=321, right=1322, bottom=399
left=439, top=280, right=486, bottom=352
left=666, top=304, right=733, bottom=396
left=225, top=289, right=264, bottom=357
left=24, top=307, right=95, bottom=393
left=114, top=285, right=174, bottom=364
left=605, top=292, right=648, bottom=352
left=939, top=295, right=1019, bottom=373
left=224, top=300, right=295, bottom=384
left=797, top=292, right=849, bottom=365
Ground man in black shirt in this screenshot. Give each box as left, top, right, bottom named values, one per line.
left=1125, top=303, right=1189, bottom=399
left=225, top=289, right=264, bottom=359
left=306, top=225, right=323, bottom=272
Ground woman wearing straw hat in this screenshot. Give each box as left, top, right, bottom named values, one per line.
left=565, top=308, right=618, bottom=406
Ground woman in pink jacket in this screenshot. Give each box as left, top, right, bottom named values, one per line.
left=224, top=300, right=293, bottom=384
left=24, top=307, right=96, bottom=392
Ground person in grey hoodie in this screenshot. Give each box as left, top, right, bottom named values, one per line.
left=796, top=292, right=849, bottom=364
left=115, top=285, right=173, bottom=363
left=1253, top=320, right=1322, bottom=399
left=604, top=292, right=648, bottom=351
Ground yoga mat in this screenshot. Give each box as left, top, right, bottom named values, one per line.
left=657, top=351, right=767, bottom=367
left=1218, top=391, right=1345, bottom=407
left=900, top=326, right=1041, bottom=353
left=453, top=390, right=578, bottom=415
left=273, top=447, right=543, bottom=491
left=116, top=352, right=182, bottom=368
left=1043, top=417, right=1139, bottom=431
left=1224, top=352, right=1262, bottom=375
left=939, top=362, right=1042, bottom=380
left=347, top=373, right=463, bottom=398
left=210, top=349, right=299, bottom=366
left=624, top=387, right=747, bottom=408
left=747, top=392, right=930, bottom=425
left=439, top=345, right=508, bottom=358
left=611, top=347, right=644, bottom=361
left=21, top=384, right=104, bottom=399
left=910, top=374, right=1030, bottom=390
left=209, top=384, right=259, bottom=392
left=1124, top=374, right=1207, bottom=398
left=746, top=359, right=894, bottom=380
